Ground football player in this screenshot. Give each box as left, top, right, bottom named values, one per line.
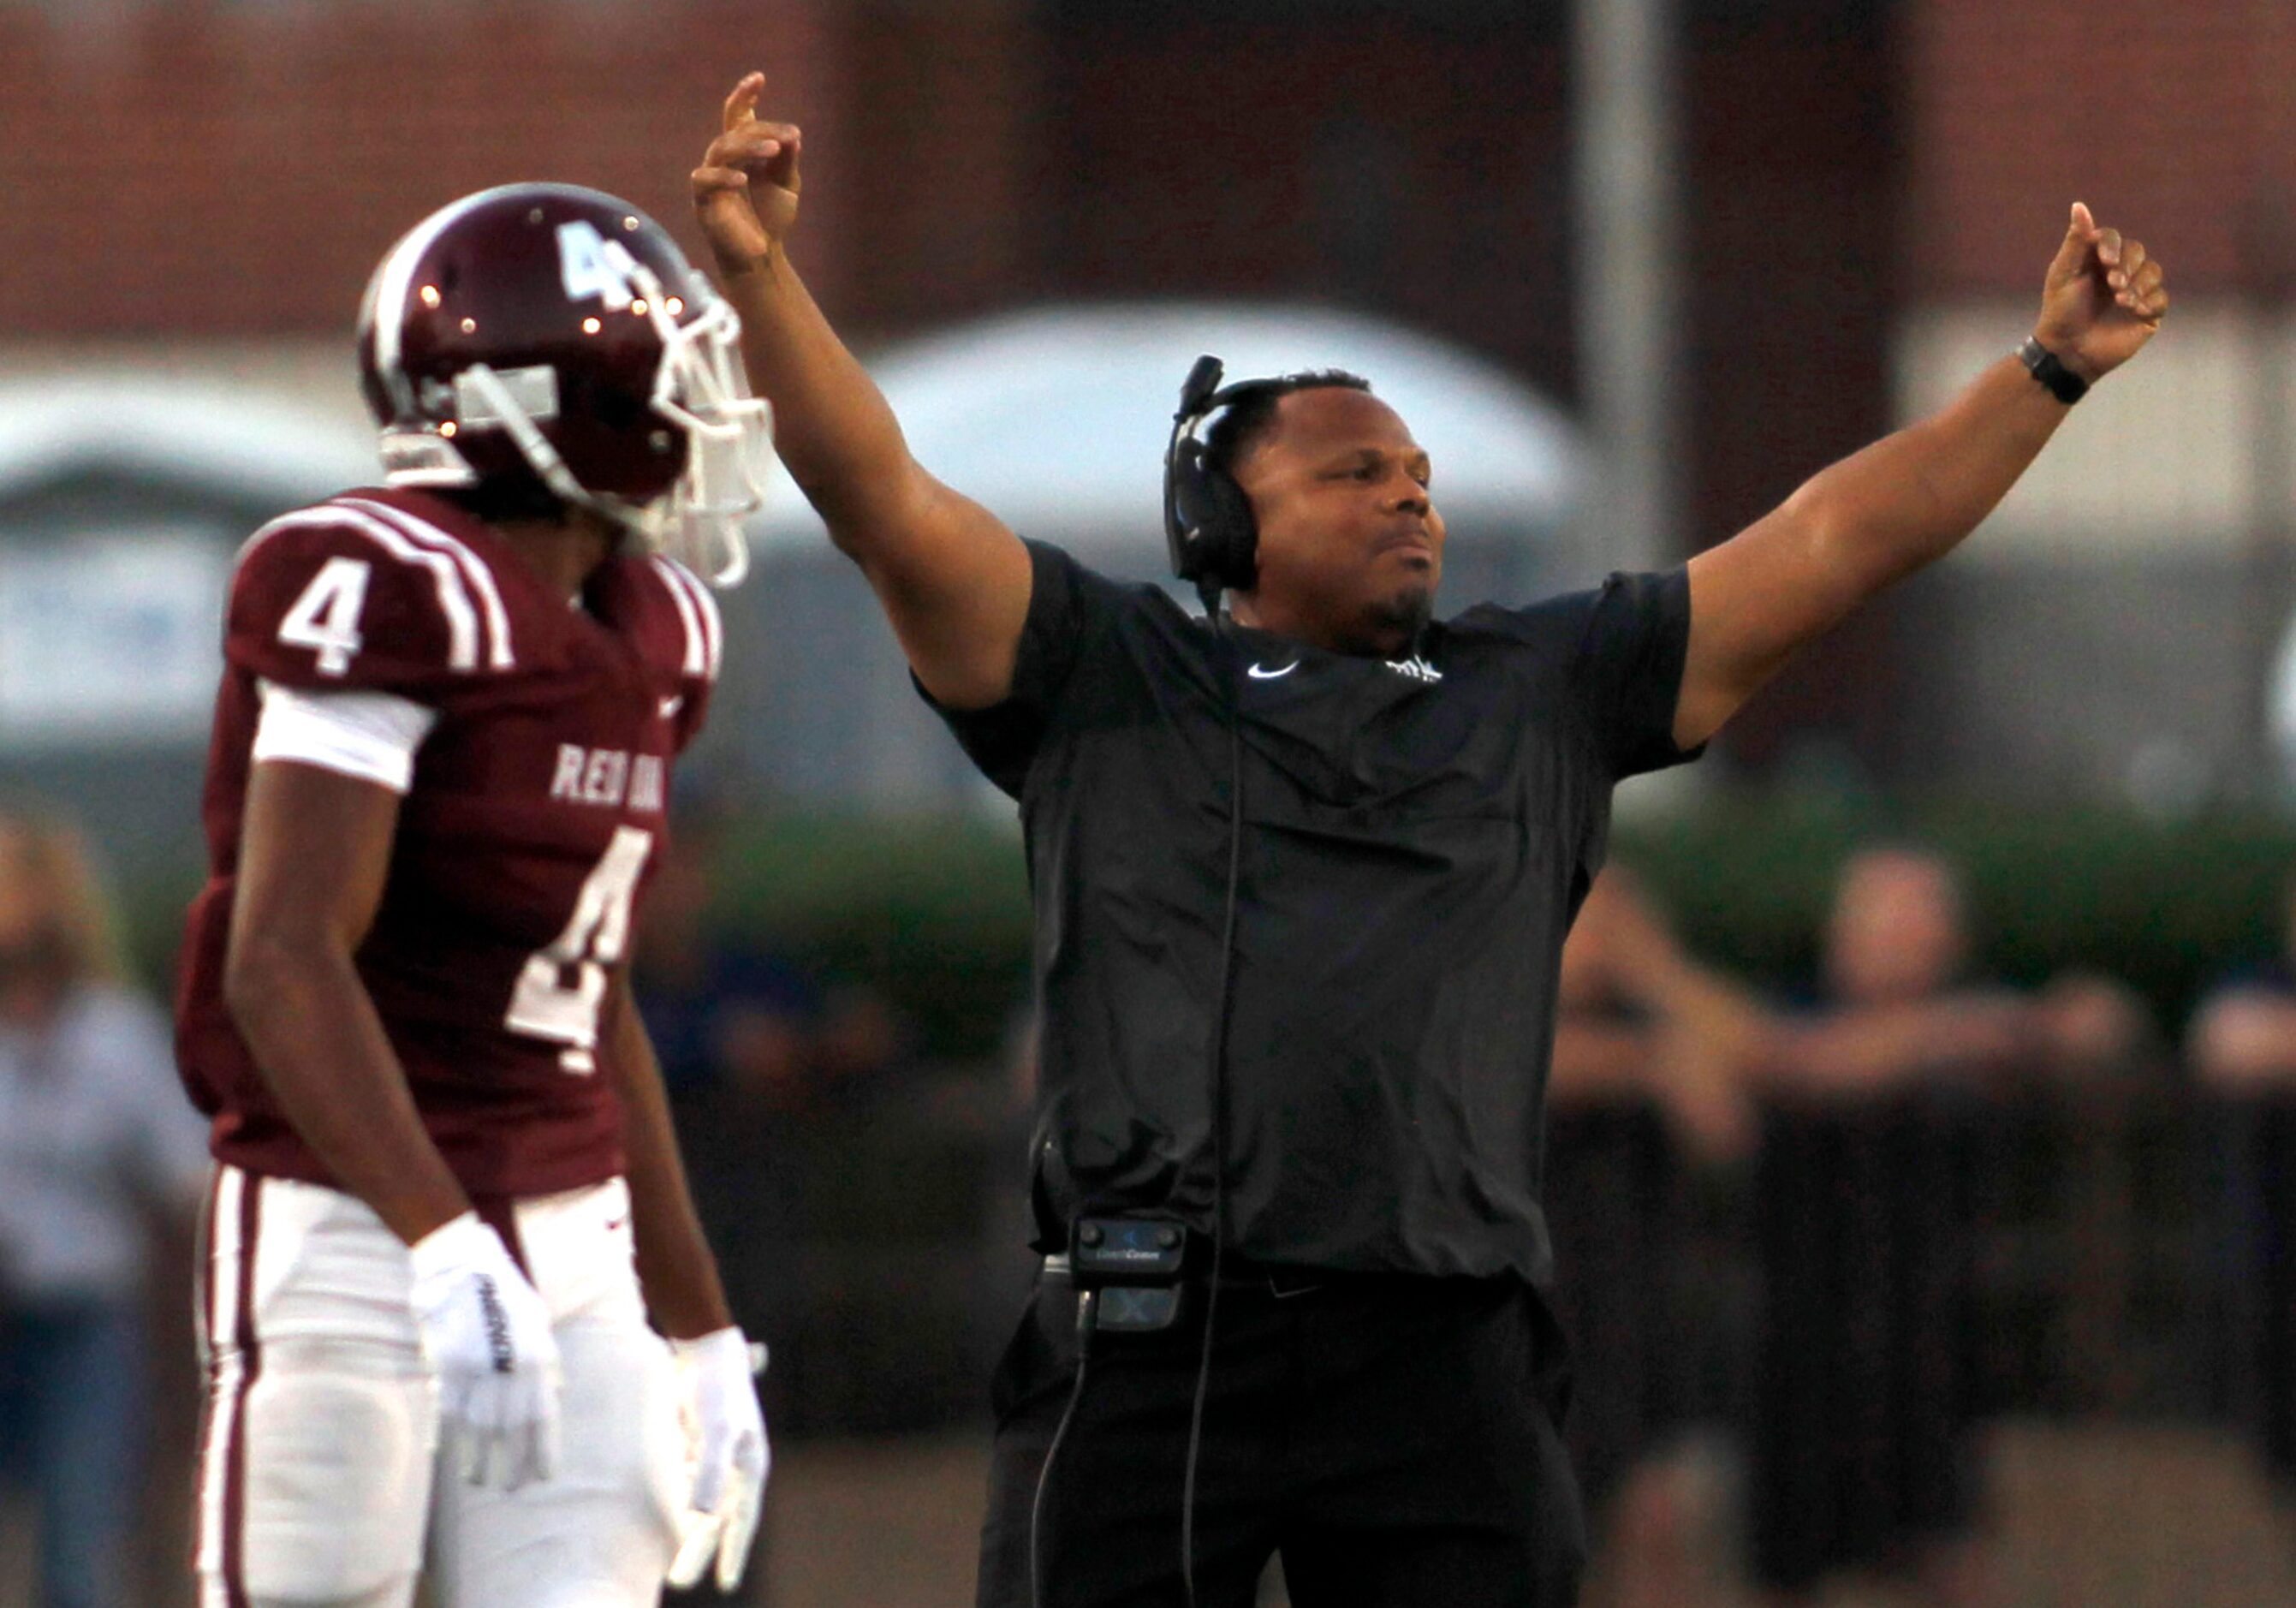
left=174, top=183, right=775, bottom=1608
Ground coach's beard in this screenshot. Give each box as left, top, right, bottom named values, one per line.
left=1369, top=581, right=1435, bottom=646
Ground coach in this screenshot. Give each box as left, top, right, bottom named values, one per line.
left=692, top=71, right=2165, bottom=1608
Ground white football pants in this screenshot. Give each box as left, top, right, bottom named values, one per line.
left=193, top=1166, right=687, bottom=1608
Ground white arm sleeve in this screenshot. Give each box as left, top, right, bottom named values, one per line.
left=252, top=679, right=438, bottom=794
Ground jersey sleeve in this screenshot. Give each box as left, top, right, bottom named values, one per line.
left=250, top=682, right=439, bottom=793
left=1474, top=566, right=1701, bottom=781
left=917, top=539, right=1119, bottom=799
left=1567, top=568, right=1701, bottom=779
left=227, top=508, right=509, bottom=700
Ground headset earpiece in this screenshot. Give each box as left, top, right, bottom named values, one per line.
left=1163, top=359, right=1275, bottom=598
left=1170, top=438, right=1258, bottom=593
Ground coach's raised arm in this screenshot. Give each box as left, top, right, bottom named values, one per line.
left=692, top=71, right=1032, bottom=711
left=697, top=71, right=2164, bottom=744
left=1674, top=201, right=2165, bottom=747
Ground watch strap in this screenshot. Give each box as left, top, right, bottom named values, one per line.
left=2018, top=336, right=2090, bottom=405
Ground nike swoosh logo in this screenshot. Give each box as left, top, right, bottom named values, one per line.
left=657, top=694, right=685, bottom=719
left=1247, top=660, right=1300, bottom=680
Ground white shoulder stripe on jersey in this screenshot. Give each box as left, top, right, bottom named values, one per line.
left=651, top=556, right=711, bottom=680
left=690, top=568, right=724, bottom=681
left=337, top=497, right=518, bottom=670
left=652, top=556, right=723, bottom=681
left=241, top=509, right=484, bottom=671
left=679, top=557, right=722, bottom=680
left=669, top=557, right=721, bottom=680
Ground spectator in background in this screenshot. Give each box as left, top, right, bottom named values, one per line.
left=2186, top=872, right=2296, bottom=1090
left=1751, top=843, right=2149, bottom=1608
left=1549, top=867, right=1771, bottom=1608
left=1552, top=863, right=1770, bottom=1164
left=1776, top=845, right=2146, bottom=1095
left=1781, top=846, right=2023, bottom=1086
left=632, top=792, right=913, bottom=1120
left=1752, top=844, right=2002, bottom=1608
left=0, top=802, right=210, bottom=1608
left=633, top=799, right=923, bottom=1443
left=632, top=799, right=821, bottom=1469
left=2185, top=873, right=2296, bottom=1508
left=634, top=799, right=823, bottom=1111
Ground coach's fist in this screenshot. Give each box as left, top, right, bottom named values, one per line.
left=2033, top=201, right=2169, bottom=384
left=407, top=1212, right=563, bottom=1491
left=693, top=71, right=802, bottom=278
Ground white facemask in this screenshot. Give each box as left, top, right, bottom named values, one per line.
left=638, top=285, right=775, bottom=588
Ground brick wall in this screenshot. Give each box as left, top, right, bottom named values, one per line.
left=0, top=2, right=843, bottom=336
left=1034, top=7, right=1579, bottom=398
left=1906, top=0, right=2296, bottom=296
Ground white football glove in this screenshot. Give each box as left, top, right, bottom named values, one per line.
left=667, top=1326, right=770, bottom=1593
left=406, top=1211, right=562, bottom=1491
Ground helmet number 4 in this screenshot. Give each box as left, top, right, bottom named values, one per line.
left=557, top=221, right=636, bottom=312
left=505, top=825, right=653, bottom=1074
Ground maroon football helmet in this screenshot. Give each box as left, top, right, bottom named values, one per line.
left=356, top=182, right=772, bottom=584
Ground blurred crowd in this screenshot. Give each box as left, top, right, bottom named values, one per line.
left=1543, top=846, right=2287, bottom=1608
left=15, top=794, right=2296, bottom=1605
left=0, top=804, right=208, bottom=1608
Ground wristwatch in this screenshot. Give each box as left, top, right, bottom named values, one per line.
left=2017, top=336, right=2089, bottom=405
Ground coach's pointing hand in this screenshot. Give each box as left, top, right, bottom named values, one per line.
left=2034, top=201, right=2169, bottom=384
left=407, top=1212, right=563, bottom=1490
left=693, top=70, right=800, bottom=277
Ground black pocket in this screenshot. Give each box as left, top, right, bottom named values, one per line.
left=987, top=1302, right=1034, bottom=1425
left=1520, top=1283, right=1576, bottom=1427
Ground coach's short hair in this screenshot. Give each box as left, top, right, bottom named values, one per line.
left=1201, top=369, right=1373, bottom=482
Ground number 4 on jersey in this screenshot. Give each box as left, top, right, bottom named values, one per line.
left=506, top=825, right=652, bottom=1074
left=277, top=557, right=372, bottom=676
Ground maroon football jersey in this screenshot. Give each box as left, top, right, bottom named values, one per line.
left=175, top=486, right=723, bottom=1198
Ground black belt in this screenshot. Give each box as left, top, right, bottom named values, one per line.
left=1041, top=1251, right=1392, bottom=1300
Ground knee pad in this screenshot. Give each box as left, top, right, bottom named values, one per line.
left=236, top=1368, right=432, bottom=1605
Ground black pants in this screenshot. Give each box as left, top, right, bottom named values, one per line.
left=976, top=1266, right=1585, bottom=1608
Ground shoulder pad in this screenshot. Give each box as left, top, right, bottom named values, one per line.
left=228, top=497, right=517, bottom=694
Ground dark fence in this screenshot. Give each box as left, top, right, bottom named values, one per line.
left=675, top=1056, right=2296, bottom=1581
left=1544, top=1066, right=2280, bottom=1588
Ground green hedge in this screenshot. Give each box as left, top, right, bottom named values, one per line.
left=123, top=797, right=2296, bottom=1065
left=708, top=798, right=2296, bottom=1061
left=711, top=812, right=1035, bottom=1062
left=1617, top=795, right=2296, bottom=1027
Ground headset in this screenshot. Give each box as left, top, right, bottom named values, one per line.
left=1031, top=357, right=1269, bottom=1608
left=1164, top=354, right=1294, bottom=605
